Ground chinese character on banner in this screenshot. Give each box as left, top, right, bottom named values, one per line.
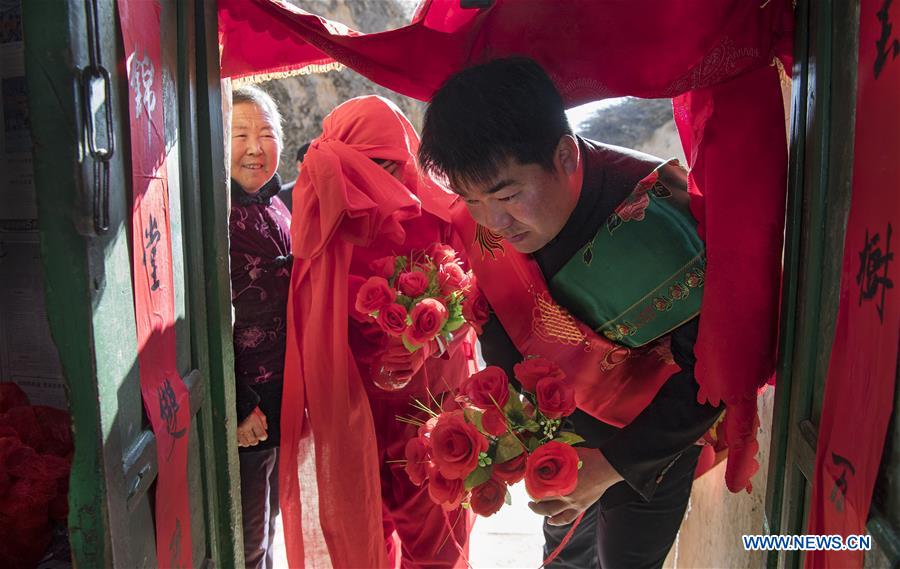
left=874, top=0, right=900, bottom=79
left=828, top=452, right=856, bottom=513
left=143, top=214, right=162, bottom=292
left=129, top=51, right=157, bottom=119
left=158, top=378, right=187, bottom=460
left=856, top=223, right=894, bottom=322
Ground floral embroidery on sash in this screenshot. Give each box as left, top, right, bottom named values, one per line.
left=606, top=174, right=673, bottom=234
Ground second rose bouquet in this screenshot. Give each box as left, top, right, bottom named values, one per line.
left=402, top=356, right=584, bottom=517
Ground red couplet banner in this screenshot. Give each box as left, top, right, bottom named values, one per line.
left=806, top=1, right=900, bottom=567
left=117, top=1, right=193, bottom=567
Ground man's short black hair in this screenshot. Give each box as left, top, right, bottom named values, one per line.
left=418, top=57, right=572, bottom=189
left=296, top=142, right=310, bottom=163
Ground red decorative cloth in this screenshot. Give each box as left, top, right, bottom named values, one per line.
left=280, top=95, right=465, bottom=568
left=806, top=1, right=900, bottom=565
left=225, top=0, right=795, bottom=493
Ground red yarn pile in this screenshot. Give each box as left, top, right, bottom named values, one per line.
left=0, top=383, right=72, bottom=569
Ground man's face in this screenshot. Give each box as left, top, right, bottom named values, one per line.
left=231, top=102, right=281, bottom=193
left=457, top=138, right=581, bottom=254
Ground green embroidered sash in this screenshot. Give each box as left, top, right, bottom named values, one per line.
left=549, top=169, right=705, bottom=348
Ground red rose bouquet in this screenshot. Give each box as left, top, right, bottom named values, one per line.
left=355, top=244, right=490, bottom=389
left=401, top=357, right=583, bottom=517
left=356, top=244, right=488, bottom=349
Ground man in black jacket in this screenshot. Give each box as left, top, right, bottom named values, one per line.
left=418, top=57, right=722, bottom=568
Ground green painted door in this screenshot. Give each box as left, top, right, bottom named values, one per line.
left=22, top=1, right=242, bottom=567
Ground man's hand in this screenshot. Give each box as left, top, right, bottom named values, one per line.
left=237, top=407, right=268, bottom=447
left=528, top=447, right=624, bottom=526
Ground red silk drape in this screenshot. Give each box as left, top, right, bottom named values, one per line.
left=280, top=96, right=462, bottom=567
left=222, top=0, right=794, bottom=494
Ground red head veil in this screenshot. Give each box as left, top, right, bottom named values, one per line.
left=280, top=95, right=455, bottom=568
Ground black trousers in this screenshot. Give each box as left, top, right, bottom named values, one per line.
left=544, top=445, right=701, bottom=569
left=239, top=447, right=280, bottom=569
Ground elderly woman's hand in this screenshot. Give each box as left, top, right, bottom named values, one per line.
left=237, top=407, right=268, bottom=447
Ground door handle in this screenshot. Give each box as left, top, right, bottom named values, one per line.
left=80, top=0, right=115, bottom=235
left=81, top=65, right=115, bottom=234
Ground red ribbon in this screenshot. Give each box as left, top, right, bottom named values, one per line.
left=117, top=2, right=193, bottom=566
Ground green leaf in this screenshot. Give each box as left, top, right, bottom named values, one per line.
left=504, top=392, right=524, bottom=416
left=395, top=256, right=408, bottom=273
left=523, top=419, right=540, bottom=433
left=464, top=408, right=484, bottom=433
left=526, top=437, right=542, bottom=452
left=402, top=335, right=422, bottom=352
left=495, top=434, right=526, bottom=463
left=504, top=489, right=512, bottom=506
left=397, top=295, right=414, bottom=311
left=448, top=296, right=464, bottom=317
left=444, top=316, right=465, bottom=332
left=553, top=432, right=586, bottom=446
left=464, top=466, right=491, bottom=490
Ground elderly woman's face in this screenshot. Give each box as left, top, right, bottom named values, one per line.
left=231, top=102, right=281, bottom=193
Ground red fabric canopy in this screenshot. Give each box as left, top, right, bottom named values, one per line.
left=220, top=0, right=794, bottom=494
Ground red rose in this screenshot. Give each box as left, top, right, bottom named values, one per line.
left=438, top=262, right=469, bottom=296
left=481, top=407, right=508, bottom=436
left=492, top=451, right=527, bottom=485
left=430, top=411, right=488, bottom=479
left=404, top=437, right=431, bottom=486
left=376, top=303, right=408, bottom=337
left=427, top=467, right=467, bottom=509
left=370, top=255, right=397, bottom=279
left=427, top=243, right=458, bottom=265
left=535, top=377, right=577, bottom=419
left=470, top=478, right=506, bottom=517
left=524, top=442, right=580, bottom=499
left=460, top=366, right=510, bottom=409
left=397, top=270, right=430, bottom=298
left=403, top=298, right=449, bottom=346
left=462, top=287, right=490, bottom=334
left=355, top=276, right=396, bottom=315
left=513, top=357, right=566, bottom=393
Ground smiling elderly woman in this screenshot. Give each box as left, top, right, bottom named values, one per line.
left=228, top=84, right=291, bottom=569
